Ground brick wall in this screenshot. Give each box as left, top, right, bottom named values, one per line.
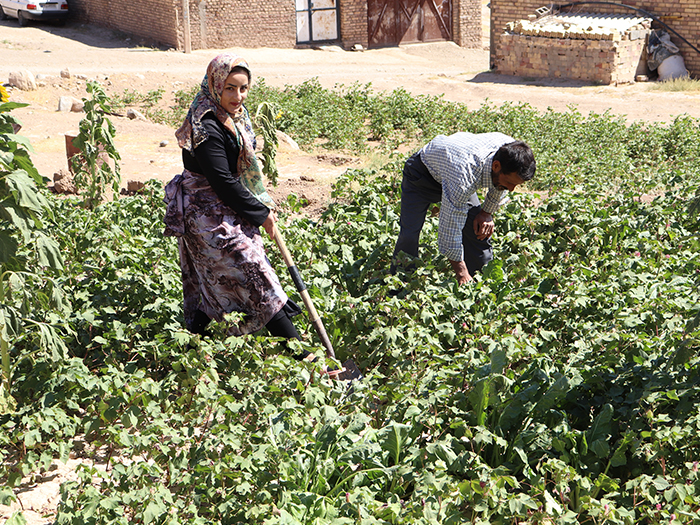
left=452, top=0, right=481, bottom=48
left=69, top=0, right=179, bottom=48
left=497, top=33, right=650, bottom=84
left=180, top=0, right=296, bottom=50
left=491, top=0, right=699, bottom=78
left=70, top=0, right=297, bottom=50
left=339, top=0, right=369, bottom=48
left=70, top=0, right=486, bottom=52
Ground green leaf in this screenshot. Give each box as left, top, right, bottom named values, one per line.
left=4, top=512, right=27, bottom=525
left=0, top=202, right=35, bottom=240
left=534, top=374, right=571, bottom=414
left=378, top=422, right=412, bottom=466
left=508, top=493, right=539, bottom=514
left=483, top=259, right=504, bottom=283
left=590, top=439, right=610, bottom=458
left=35, top=232, right=64, bottom=270
left=653, top=476, right=671, bottom=491
left=5, top=169, right=49, bottom=215
left=143, top=501, right=165, bottom=525
left=586, top=403, right=613, bottom=444
left=0, top=231, right=18, bottom=264
left=121, top=405, right=141, bottom=428
left=316, top=424, right=338, bottom=449
left=544, top=489, right=563, bottom=514
left=0, top=102, right=29, bottom=112
left=0, top=487, right=16, bottom=506
left=4, top=134, right=33, bottom=152
left=0, top=150, right=14, bottom=167
left=8, top=149, right=40, bottom=181
left=490, top=347, right=507, bottom=375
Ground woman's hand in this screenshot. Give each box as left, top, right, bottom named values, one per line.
left=262, top=210, right=277, bottom=238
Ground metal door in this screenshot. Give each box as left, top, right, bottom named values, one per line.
left=296, top=0, right=339, bottom=44
left=368, top=0, right=452, bottom=48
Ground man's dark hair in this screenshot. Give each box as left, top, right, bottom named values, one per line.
left=494, top=141, right=536, bottom=181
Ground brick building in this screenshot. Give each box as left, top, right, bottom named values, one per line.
left=67, top=0, right=484, bottom=51
left=489, top=0, right=699, bottom=82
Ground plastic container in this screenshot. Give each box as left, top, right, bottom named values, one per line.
left=657, top=54, right=689, bottom=81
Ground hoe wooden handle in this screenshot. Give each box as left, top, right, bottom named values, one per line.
left=271, top=224, right=336, bottom=360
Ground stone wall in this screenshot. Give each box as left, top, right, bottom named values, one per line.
left=490, top=0, right=700, bottom=79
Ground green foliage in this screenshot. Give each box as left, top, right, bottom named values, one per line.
left=113, top=80, right=700, bottom=199
left=71, top=81, right=122, bottom=209
left=2, top=87, right=700, bottom=524
left=0, top=101, right=67, bottom=412
left=111, top=85, right=199, bottom=128
left=111, top=87, right=165, bottom=112
left=244, top=78, right=700, bottom=202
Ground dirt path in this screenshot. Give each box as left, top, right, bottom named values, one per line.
left=1, top=19, right=700, bottom=524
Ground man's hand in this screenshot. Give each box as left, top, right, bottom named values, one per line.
left=450, top=260, right=473, bottom=285
left=262, top=210, right=277, bottom=238
left=473, top=211, right=495, bottom=240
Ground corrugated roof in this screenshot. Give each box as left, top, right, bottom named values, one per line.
left=507, top=12, right=652, bottom=40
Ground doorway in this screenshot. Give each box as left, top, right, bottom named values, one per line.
left=368, top=0, right=452, bottom=48
left=296, top=0, right=339, bottom=43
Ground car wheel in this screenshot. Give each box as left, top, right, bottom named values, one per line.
left=17, top=11, right=28, bottom=26
left=0, top=7, right=8, bottom=20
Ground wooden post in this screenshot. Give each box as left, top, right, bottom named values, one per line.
left=182, top=0, right=192, bottom=54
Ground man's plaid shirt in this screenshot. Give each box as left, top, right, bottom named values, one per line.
left=419, top=132, right=514, bottom=261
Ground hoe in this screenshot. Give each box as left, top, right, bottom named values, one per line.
left=272, top=224, right=363, bottom=381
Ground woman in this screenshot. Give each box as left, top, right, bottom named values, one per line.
left=163, top=53, right=306, bottom=354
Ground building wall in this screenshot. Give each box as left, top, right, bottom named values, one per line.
left=453, top=0, right=481, bottom=48
left=497, top=33, right=650, bottom=84
left=491, top=0, right=699, bottom=78
left=179, top=0, right=296, bottom=50
left=70, top=0, right=485, bottom=52
left=339, top=0, right=369, bottom=49
left=69, top=0, right=179, bottom=48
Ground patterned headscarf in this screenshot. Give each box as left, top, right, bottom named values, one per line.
left=175, top=53, right=275, bottom=208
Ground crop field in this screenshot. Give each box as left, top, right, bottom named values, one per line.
left=1, top=79, right=700, bottom=524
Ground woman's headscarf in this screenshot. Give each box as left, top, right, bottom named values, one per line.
left=175, top=53, right=275, bottom=208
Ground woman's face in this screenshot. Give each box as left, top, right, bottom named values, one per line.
left=219, top=70, right=249, bottom=114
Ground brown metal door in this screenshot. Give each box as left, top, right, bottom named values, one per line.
left=368, top=0, right=451, bottom=48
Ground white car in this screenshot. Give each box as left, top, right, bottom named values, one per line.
left=0, top=0, right=69, bottom=26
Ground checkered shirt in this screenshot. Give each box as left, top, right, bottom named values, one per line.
left=419, top=132, right=514, bottom=261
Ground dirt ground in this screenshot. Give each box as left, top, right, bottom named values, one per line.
left=3, top=20, right=700, bottom=213
left=1, top=15, right=700, bottom=525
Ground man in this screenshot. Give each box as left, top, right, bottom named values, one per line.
left=392, top=132, right=536, bottom=284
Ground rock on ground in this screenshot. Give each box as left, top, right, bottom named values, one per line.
left=8, top=69, right=36, bottom=91
left=52, top=168, right=77, bottom=194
